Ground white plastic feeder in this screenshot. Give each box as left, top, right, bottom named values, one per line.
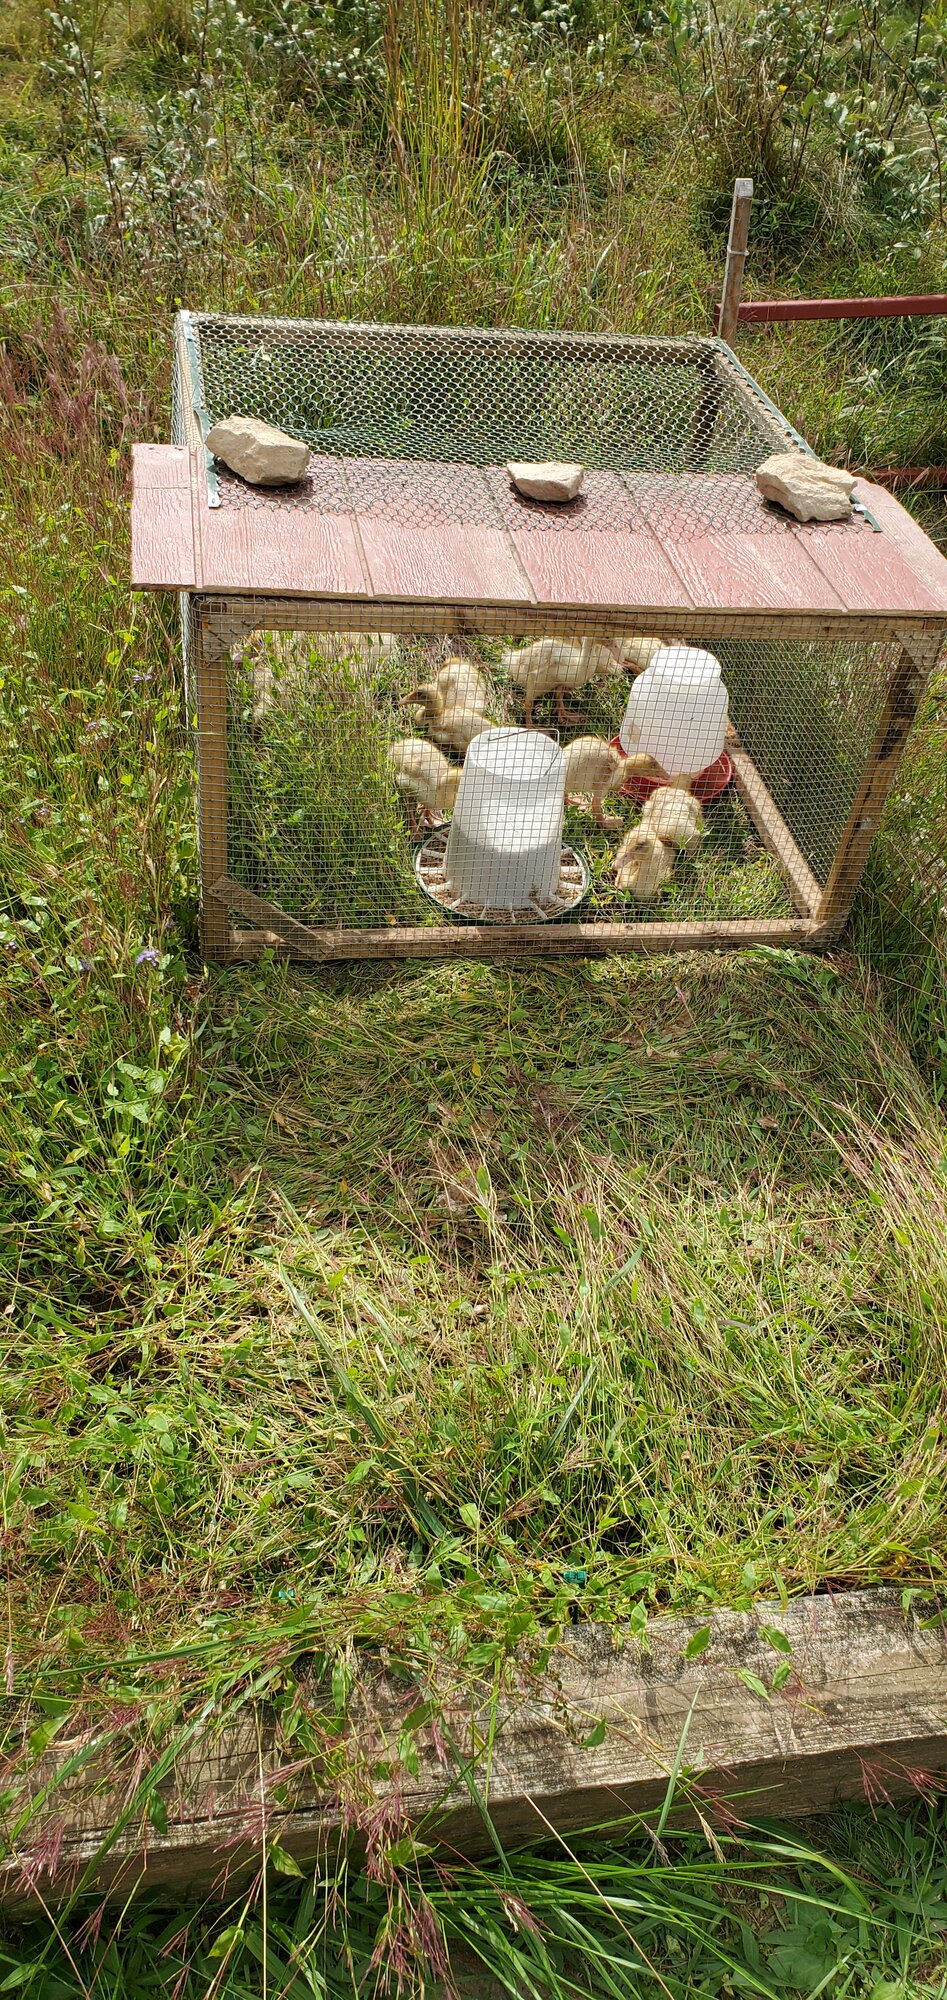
left=619, top=646, right=729, bottom=776
left=444, top=728, right=565, bottom=909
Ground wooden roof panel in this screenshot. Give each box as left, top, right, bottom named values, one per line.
left=852, top=481, right=947, bottom=612
left=198, top=488, right=368, bottom=596
left=344, top=458, right=534, bottom=603
left=657, top=527, right=847, bottom=612
left=130, top=444, right=196, bottom=589
left=129, top=444, right=947, bottom=624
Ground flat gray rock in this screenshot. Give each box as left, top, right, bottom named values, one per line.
left=206, top=414, right=310, bottom=486
left=756, top=450, right=855, bottom=523
left=507, top=459, right=585, bottom=503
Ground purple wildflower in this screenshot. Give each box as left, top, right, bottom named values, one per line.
left=135, top=947, right=160, bottom=967
left=132, top=672, right=153, bottom=685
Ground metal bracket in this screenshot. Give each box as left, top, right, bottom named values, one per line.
left=180, top=309, right=221, bottom=509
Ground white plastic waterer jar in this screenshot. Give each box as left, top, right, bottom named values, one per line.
left=619, top=646, right=729, bottom=776
left=444, top=728, right=565, bottom=908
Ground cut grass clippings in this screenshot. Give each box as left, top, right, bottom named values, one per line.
left=5, top=945, right=947, bottom=1670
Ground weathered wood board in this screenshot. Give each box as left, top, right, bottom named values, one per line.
left=4, top=1590, right=947, bottom=1912
left=130, top=446, right=947, bottom=623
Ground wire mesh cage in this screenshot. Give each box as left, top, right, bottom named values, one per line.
left=132, top=310, right=947, bottom=962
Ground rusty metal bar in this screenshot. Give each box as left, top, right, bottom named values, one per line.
left=718, top=294, right=947, bottom=325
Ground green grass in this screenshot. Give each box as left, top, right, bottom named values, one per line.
left=4, top=1799, right=947, bottom=1997
left=5, top=935, right=947, bottom=1657
left=1, top=0, right=947, bottom=1982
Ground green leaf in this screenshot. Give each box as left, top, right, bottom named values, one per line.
left=208, top=1926, right=244, bottom=1960
left=759, top=1624, right=792, bottom=1654
left=28, top=1715, right=68, bottom=1758
left=269, top=1841, right=304, bottom=1877
left=583, top=1718, right=607, bottom=1747
left=684, top=1624, right=711, bottom=1657
left=346, top=1460, right=374, bottom=1487
left=737, top=1667, right=770, bottom=1700
left=385, top=1833, right=434, bottom=1867
left=149, top=1792, right=169, bottom=1837
left=402, top=1701, right=435, bottom=1731
left=458, top=1502, right=480, bottom=1531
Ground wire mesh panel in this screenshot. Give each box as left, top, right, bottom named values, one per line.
left=190, top=603, right=913, bottom=952
left=176, top=314, right=818, bottom=542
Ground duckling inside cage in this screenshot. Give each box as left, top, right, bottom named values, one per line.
left=219, top=615, right=897, bottom=935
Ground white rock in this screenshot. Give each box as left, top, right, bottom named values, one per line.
left=507, top=459, right=585, bottom=503
left=206, top=415, right=310, bottom=486
left=756, top=451, right=855, bottom=523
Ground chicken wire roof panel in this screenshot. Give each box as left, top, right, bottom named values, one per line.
left=189, top=313, right=780, bottom=474
left=183, top=311, right=820, bottom=544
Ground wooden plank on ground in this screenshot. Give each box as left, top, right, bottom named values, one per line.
left=130, top=444, right=196, bottom=589
left=5, top=1590, right=947, bottom=1911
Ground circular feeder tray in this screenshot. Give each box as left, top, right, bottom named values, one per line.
left=414, top=827, right=589, bottom=925
left=610, top=741, right=734, bottom=804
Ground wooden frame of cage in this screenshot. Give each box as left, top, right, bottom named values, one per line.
left=130, top=318, right=947, bottom=963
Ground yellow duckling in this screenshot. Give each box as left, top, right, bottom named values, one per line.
left=562, top=737, right=665, bottom=831
left=431, top=655, right=492, bottom=711
left=389, top=738, right=460, bottom=835
left=502, top=634, right=667, bottom=728
left=402, top=681, right=495, bottom=756
left=612, top=778, right=704, bottom=900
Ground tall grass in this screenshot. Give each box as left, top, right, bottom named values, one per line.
left=1, top=0, right=947, bottom=1978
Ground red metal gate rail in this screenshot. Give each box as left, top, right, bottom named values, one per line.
left=714, top=178, right=947, bottom=491
left=715, top=293, right=947, bottom=325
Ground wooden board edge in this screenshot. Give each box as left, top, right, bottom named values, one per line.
left=4, top=1588, right=947, bottom=1911
left=855, top=482, right=947, bottom=613
left=816, top=639, right=936, bottom=927
left=129, top=444, right=197, bottom=590
left=215, top=874, right=818, bottom=959
left=167, top=591, right=947, bottom=647
left=729, top=745, right=823, bottom=916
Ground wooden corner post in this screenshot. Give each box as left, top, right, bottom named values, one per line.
left=718, top=178, right=753, bottom=344
left=196, top=613, right=232, bottom=961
